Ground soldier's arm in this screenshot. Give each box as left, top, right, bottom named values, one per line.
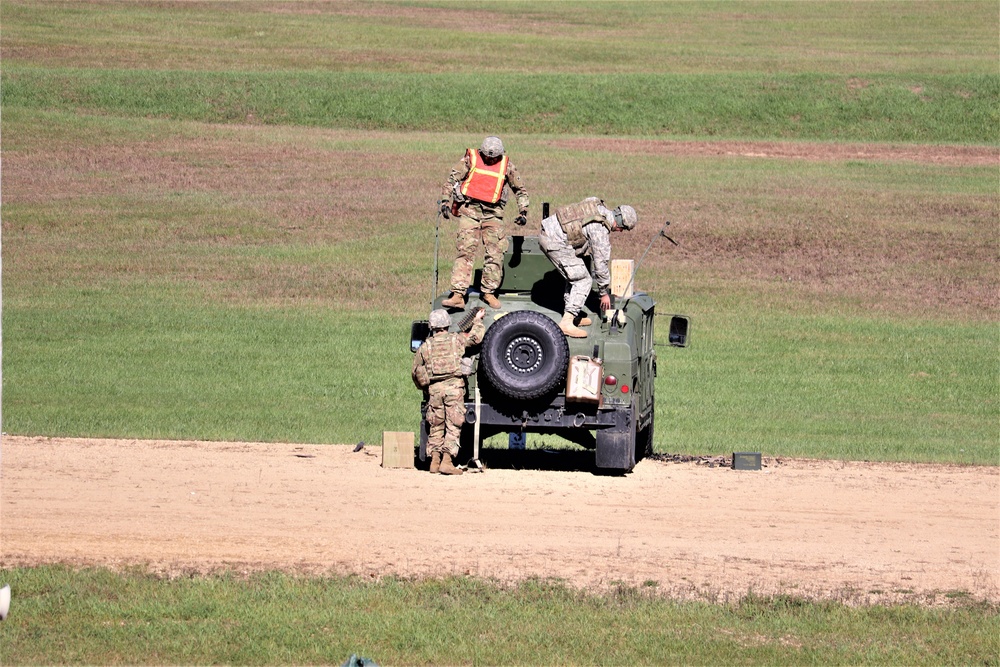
left=505, top=161, right=530, bottom=213
left=442, top=154, right=472, bottom=200
left=464, top=319, right=487, bottom=347
left=412, top=345, right=430, bottom=388
left=588, top=225, right=613, bottom=295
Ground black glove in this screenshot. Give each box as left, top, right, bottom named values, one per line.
left=514, top=211, right=527, bottom=226
left=439, top=200, right=451, bottom=219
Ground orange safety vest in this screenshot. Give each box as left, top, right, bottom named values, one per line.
left=459, top=148, right=509, bottom=204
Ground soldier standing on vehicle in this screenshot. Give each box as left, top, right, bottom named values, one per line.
left=412, top=308, right=487, bottom=475
left=439, top=136, right=530, bottom=311
left=539, top=197, right=638, bottom=338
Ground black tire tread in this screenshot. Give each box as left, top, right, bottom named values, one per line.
left=480, top=310, right=569, bottom=400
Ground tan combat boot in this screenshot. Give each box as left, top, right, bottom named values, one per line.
left=439, top=453, right=464, bottom=475
left=559, top=313, right=588, bottom=338
left=575, top=313, right=593, bottom=326
left=441, top=292, right=465, bottom=309
left=429, top=451, right=441, bottom=474
left=481, top=293, right=501, bottom=309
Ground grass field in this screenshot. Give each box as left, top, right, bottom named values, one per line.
left=2, top=1, right=997, bottom=458
left=1, top=1, right=998, bottom=664
left=3, top=110, right=996, bottom=463
left=7, top=69, right=997, bottom=142
left=1, top=566, right=997, bottom=666
left=4, top=1, right=997, bottom=76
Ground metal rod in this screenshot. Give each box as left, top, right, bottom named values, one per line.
left=430, top=210, right=442, bottom=306
left=619, top=220, right=672, bottom=301
left=610, top=220, right=675, bottom=331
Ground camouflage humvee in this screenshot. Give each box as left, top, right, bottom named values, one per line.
left=410, top=225, right=689, bottom=474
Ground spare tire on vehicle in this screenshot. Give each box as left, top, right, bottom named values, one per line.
left=480, top=310, right=569, bottom=400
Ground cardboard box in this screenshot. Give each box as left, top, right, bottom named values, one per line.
left=382, top=431, right=415, bottom=469
left=611, top=259, right=635, bottom=298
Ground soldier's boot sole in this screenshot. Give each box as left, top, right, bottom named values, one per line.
left=441, top=293, right=466, bottom=309
left=429, top=451, right=441, bottom=474
left=439, top=454, right=464, bottom=475
left=560, top=314, right=588, bottom=339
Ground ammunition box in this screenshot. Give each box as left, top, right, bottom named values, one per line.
left=732, top=451, right=762, bottom=471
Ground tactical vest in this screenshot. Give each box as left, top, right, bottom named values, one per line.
left=555, top=198, right=612, bottom=249
left=425, top=332, right=465, bottom=381
left=460, top=149, right=509, bottom=204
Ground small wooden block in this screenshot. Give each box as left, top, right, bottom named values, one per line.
left=382, top=431, right=415, bottom=469
left=611, top=259, right=634, bottom=298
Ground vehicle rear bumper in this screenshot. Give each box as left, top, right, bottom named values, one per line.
left=464, top=399, right=630, bottom=431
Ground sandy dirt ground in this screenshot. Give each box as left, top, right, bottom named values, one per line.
left=2, top=435, right=997, bottom=606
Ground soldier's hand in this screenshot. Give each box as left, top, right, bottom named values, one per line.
left=474, top=308, right=486, bottom=321
left=514, top=211, right=528, bottom=226
left=600, top=294, right=612, bottom=312
left=439, top=200, right=451, bottom=219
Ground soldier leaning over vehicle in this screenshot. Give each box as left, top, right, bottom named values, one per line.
left=539, top=197, right=638, bottom=338
left=439, top=136, right=529, bottom=311
left=411, top=308, right=487, bottom=475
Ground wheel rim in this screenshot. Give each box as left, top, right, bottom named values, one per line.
left=505, top=335, right=543, bottom=374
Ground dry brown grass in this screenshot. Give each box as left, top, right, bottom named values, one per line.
left=4, top=122, right=996, bottom=318
left=546, top=138, right=1000, bottom=167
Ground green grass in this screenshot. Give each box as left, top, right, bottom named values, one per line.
left=661, top=313, right=997, bottom=464
left=5, top=68, right=998, bottom=142
left=1, top=287, right=414, bottom=444
left=5, top=0, right=997, bottom=75
left=1, top=566, right=997, bottom=666
left=5, top=0, right=998, bottom=143
left=3, top=288, right=996, bottom=464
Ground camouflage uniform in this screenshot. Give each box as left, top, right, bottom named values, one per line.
left=411, top=320, right=486, bottom=457
left=441, top=153, right=529, bottom=296
left=539, top=197, right=615, bottom=317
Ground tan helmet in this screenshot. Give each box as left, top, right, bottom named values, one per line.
left=479, top=136, right=505, bottom=159
left=429, top=309, right=451, bottom=329
left=615, top=205, right=638, bottom=230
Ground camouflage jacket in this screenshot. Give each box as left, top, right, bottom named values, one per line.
left=441, top=152, right=529, bottom=222
left=540, top=199, right=615, bottom=296
left=411, top=321, right=486, bottom=389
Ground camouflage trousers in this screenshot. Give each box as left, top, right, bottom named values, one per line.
left=540, top=241, right=592, bottom=316
left=425, top=377, right=466, bottom=457
left=449, top=215, right=508, bottom=295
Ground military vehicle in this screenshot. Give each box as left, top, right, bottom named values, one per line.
left=410, top=211, right=689, bottom=473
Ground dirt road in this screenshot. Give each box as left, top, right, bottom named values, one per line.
left=2, top=436, right=997, bottom=605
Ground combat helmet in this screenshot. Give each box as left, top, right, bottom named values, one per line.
left=479, top=136, right=505, bottom=160
left=614, top=205, right=638, bottom=230
left=429, top=308, right=451, bottom=329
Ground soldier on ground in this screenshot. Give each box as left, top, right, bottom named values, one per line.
left=439, top=136, right=529, bottom=311
left=411, top=307, right=487, bottom=475
left=539, top=197, right=638, bottom=338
